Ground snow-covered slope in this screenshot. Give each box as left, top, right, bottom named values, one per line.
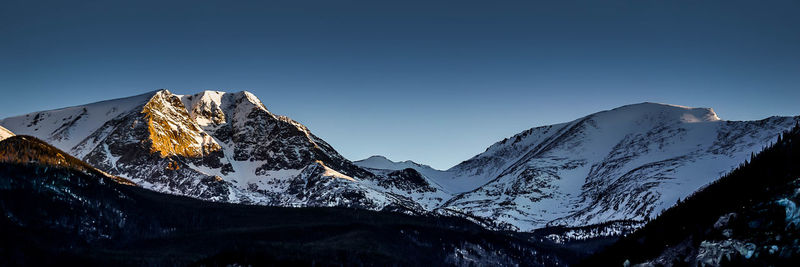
left=432, top=103, right=798, bottom=231
left=0, top=126, right=13, bottom=141
left=0, top=90, right=424, bottom=213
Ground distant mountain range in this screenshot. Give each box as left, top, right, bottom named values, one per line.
left=2, top=90, right=797, bottom=231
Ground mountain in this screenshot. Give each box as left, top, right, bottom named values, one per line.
left=3, top=92, right=797, bottom=232
left=0, top=135, right=573, bottom=266
left=431, top=103, right=797, bottom=231
left=355, top=155, right=441, bottom=177
left=582, top=123, right=800, bottom=266
left=0, top=90, right=424, bottom=212
left=0, top=126, right=13, bottom=141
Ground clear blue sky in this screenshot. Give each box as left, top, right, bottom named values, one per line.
left=1, top=0, right=798, bottom=169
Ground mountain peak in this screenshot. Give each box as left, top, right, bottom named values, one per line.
left=596, top=102, right=720, bottom=123
left=180, top=90, right=229, bottom=126
left=236, top=90, right=268, bottom=110
left=152, top=89, right=174, bottom=97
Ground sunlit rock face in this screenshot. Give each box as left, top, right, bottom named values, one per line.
left=142, top=90, right=221, bottom=158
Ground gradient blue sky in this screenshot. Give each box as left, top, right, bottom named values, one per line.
left=1, top=0, right=798, bottom=169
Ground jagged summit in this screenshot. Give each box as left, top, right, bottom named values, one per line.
left=176, top=90, right=276, bottom=130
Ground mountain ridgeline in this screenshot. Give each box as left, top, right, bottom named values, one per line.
left=2, top=90, right=798, bottom=232
left=583, top=123, right=800, bottom=266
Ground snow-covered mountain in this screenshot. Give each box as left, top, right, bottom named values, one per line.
left=0, top=90, right=423, bottom=212
left=354, top=155, right=451, bottom=209
left=355, top=155, right=440, bottom=175
left=2, top=91, right=797, bottom=232
left=0, top=126, right=13, bottom=141
left=427, top=103, right=798, bottom=231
